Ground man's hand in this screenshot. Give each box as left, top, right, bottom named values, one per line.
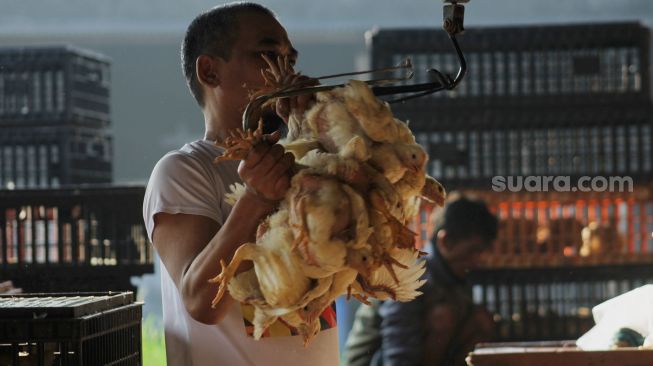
left=456, top=306, right=495, bottom=347
left=425, top=304, right=495, bottom=365
left=424, top=304, right=457, bottom=365
left=238, top=131, right=295, bottom=202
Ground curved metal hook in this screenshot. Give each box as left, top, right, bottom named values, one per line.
left=372, top=34, right=467, bottom=104
left=241, top=59, right=414, bottom=131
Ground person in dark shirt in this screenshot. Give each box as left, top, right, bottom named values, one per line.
left=344, top=194, right=498, bottom=366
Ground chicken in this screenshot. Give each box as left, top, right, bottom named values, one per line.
left=393, top=118, right=417, bottom=144
left=281, top=138, right=321, bottom=160
left=210, top=66, right=446, bottom=345
left=287, top=172, right=350, bottom=274
left=304, top=94, right=372, bottom=162
left=210, top=209, right=312, bottom=309
left=298, top=149, right=361, bottom=182
left=422, top=175, right=447, bottom=206
left=224, top=182, right=247, bottom=206
left=212, top=208, right=337, bottom=339
left=342, top=79, right=399, bottom=143
left=369, top=141, right=427, bottom=184
left=229, top=269, right=333, bottom=340
left=352, top=248, right=427, bottom=302
left=288, top=170, right=374, bottom=277
left=249, top=53, right=300, bottom=110
left=298, top=268, right=359, bottom=327
left=214, top=120, right=265, bottom=162
left=279, top=309, right=322, bottom=346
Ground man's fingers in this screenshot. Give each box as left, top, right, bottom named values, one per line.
left=240, top=148, right=293, bottom=201
left=273, top=175, right=290, bottom=195
left=251, top=144, right=284, bottom=177
left=263, top=131, right=281, bottom=144
left=242, top=141, right=272, bottom=169
left=266, top=152, right=295, bottom=183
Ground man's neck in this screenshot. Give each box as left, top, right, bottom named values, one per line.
left=203, top=101, right=241, bottom=142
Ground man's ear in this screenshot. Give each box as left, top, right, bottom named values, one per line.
left=196, top=55, right=220, bottom=88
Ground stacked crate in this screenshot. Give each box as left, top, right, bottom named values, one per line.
left=370, top=22, right=653, bottom=341
left=0, top=186, right=153, bottom=294
left=0, top=292, right=142, bottom=365
left=0, top=46, right=113, bottom=188
left=0, top=46, right=153, bottom=294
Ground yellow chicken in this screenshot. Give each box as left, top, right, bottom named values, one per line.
left=212, top=66, right=444, bottom=346
left=210, top=209, right=310, bottom=308
left=342, top=79, right=399, bottom=143
left=288, top=170, right=375, bottom=277
left=369, top=141, right=427, bottom=184
left=304, top=93, right=372, bottom=162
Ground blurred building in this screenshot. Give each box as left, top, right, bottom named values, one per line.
left=371, top=22, right=652, bottom=189
left=0, top=46, right=152, bottom=294
left=370, top=22, right=653, bottom=341
left=0, top=46, right=112, bottom=189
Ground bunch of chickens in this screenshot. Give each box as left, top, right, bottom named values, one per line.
left=210, top=55, right=446, bottom=346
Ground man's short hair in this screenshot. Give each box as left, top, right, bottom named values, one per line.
left=433, top=194, right=498, bottom=246
left=181, top=2, right=275, bottom=106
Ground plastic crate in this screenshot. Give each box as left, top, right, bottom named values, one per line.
left=369, top=22, right=653, bottom=189
left=0, top=186, right=153, bottom=294
left=0, top=292, right=142, bottom=365
left=370, top=22, right=651, bottom=106
left=0, top=45, right=110, bottom=127
left=0, top=46, right=113, bottom=188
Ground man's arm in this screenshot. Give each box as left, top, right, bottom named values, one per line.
left=153, top=135, right=294, bottom=324
left=343, top=301, right=383, bottom=366
left=423, top=303, right=458, bottom=366
left=378, top=298, right=428, bottom=366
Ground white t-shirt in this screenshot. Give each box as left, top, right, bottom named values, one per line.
left=143, top=140, right=339, bottom=366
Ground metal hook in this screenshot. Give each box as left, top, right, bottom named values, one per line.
left=240, top=2, right=469, bottom=129
left=372, top=34, right=467, bottom=104
left=241, top=59, right=414, bottom=130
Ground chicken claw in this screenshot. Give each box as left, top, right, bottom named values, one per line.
left=355, top=274, right=398, bottom=301
left=369, top=190, right=417, bottom=249
left=213, top=120, right=265, bottom=162
left=381, top=252, right=409, bottom=285
left=209, top=243, right=263, bottom=308
left=209, top=259, right=231, bottom=308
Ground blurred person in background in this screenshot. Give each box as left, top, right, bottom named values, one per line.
left=344, top=194, right=498, bottom=366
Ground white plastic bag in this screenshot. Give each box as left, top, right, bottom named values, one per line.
left=577, top=284, right=653, bottom=350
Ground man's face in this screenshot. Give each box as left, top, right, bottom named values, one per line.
left=215, top=12, right=297, bottom=128
left=438, top=233, right=491, bottom=278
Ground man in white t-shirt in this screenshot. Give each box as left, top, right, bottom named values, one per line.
left=143, top=3, right=339, bottom=365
